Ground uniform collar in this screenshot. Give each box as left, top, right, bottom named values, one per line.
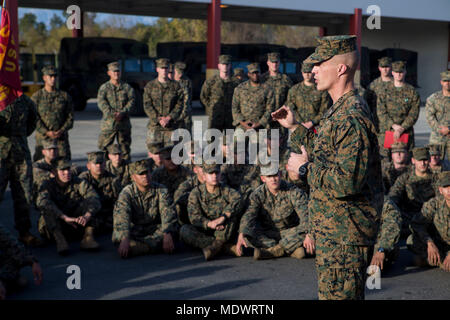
left=323, top=89, right=358, bottom=119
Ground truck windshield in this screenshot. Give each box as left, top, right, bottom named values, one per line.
left=142, top=59, right=155, bottom=73
left=124, top=59, right=140, bottom=72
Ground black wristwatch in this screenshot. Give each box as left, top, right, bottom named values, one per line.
left=220, top=214, right=228, bottom=221
left=298, top=162, right=309, bottom=178
left=377, top=247, right=385, bottom=253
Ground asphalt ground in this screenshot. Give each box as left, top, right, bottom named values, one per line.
left=1, top=100, right=449, bottom=300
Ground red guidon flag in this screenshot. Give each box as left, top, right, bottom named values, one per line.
left=0, top=7, right=22, bottom=112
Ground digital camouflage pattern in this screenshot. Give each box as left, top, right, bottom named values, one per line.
left=409, top=195, right=450, bottom=260
left=367, top=77, right=393, bottom=132
left=32, top=158, right=55, bottom=202
left=78, top=170, right=122, bottom=232
left=200, top=75, right=240, bottom=130
left=377, top=82, right=421, bottom=153
left=232, top=81, right=275, bottom=129
left=381, top=161, right=410, bottom=194
left=97, top=81, right=136, bottom=160
left=0, top=95, right=37, bottom=233
left=0, top=223, right=35, bottom=283
left=260, top=72, right=293, bottom=109
left=143, top=79, right=184, bottom=144
left=181, top=183, right=242, bottom=248
left=388, top=169, right=439, bottom=234
left=374, top=198, right=402, bottom=253
left=285, top=82, right=331, bottom=126
left=173, top=174, right=203, bottom=225
left=176, top=75, right=193, bottom=131
left=290, top=88, right=383, bottom=300
left=105, top=159, right=132, bottom=187
left=151, top=165, right=193, bottom=196
left=36, top=176, right=101, bottom=236
left=220, top=163, right=261, bottom=206
left=112, top=181, right=178, bottom=250
left=31, top=88, right=74, bottom=161
left=239, top=180, right=309, bottom=254
left=425, top=90, right=450, bottom=158
left=303, top=35, right=357, bottom=64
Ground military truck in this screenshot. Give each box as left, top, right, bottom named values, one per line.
left=58, top=37, right=156, bottom=113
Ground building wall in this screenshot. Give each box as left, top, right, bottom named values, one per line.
left=360, top=19, right=448, bottom=100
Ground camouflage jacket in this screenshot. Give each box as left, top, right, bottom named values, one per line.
left=176, top=75, right=193, bottom=124
left=411, top=195, right=450, bottom=255
left=151, top=165, right=193, bottom=195
left=78, top=170, right=122, bottom=213
left=0, top=223, right=35, bottom=274
left=388, top=169, right=439, bottom=214
left=239, top=180, right=309, bottom=236
left=374, top=198, right=402, bottom=251
left=290, top=89, right=383, bottom=245
left=0, top=95, right=37, bottom=160
left=31, top=88, right=74, bottom=140
left=261, top=72, right=293, bottom=108
left=187, top=183, right=242, bottom=230
left=36, top=176, right=101, bottom=218
left=143, top=79, right=184, bottom=130
left=200, top=75, right=239, bottom=116
left=105, top=159, right=132, bottom=187
left=382, top=161, right=410, bottom=194
left=112, top=181, right=178, bottom=241
left=425, top=91, right=450, bottom=145
left=377, top=82, right=420, bottom=133
left=220, top=163, right=261, bottom=197
left=32, top=159, right=55, bottom=200
left=367, top=77, right=392, bottom=132
left=231, top=81, right=275, bottom=128
left=97, top=81, right=135, bottom=131
left=174, top=175, right=203, bottom=206
left=285, top=81, right=330, bottom=126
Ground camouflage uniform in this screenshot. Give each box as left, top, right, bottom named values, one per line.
left=180, top=177, right=243, bottom=249
left=174, top=62, right=193, bottom=132
left=291, top=35, right=384, bottom=300
left=97, top=63, right=136, bottom=161
left=232, top=68, right=246, bottom=84
left=112, top=161, right=178, bottom=251
left=143, top=59, right=184, bottom=145
left=0, top=223, right=37, bottom=287
left=377, top=62, right=420, bottom=157
left=425, top=72, right=450, bottom=159
left=200, top=56, right=240, bottom=131
left=104, top=144, right=132, bottom=187
left=151, top=164, right=193, bottom=196
left=428, top=144, right=450, bottom=174
left=367, top=57, right=393, bottom=132
left=31, top=65, right=74, bottom=162
left=260, top=54, right=293, bottom=109
left=388, top=149, right=438, bottom=236
left=0, top=95, right=37, bottom=234
left=79, top=152, right=122, bottom=233
left=408, top=193, right=450, bottom=264
left=36, top=171, right=101, bottom=240
left=174, top=174, right=203, bottom=225
left=32, top=140, right=58, bottom=203
left=285, top=82, right=330, bottom=127
left=232, top=65, right=275, bottom=131
left=220, top=163, right=261, bottom=207
left=373, top=198, right=403, bottom=267
left=382, top=161, right=409, bottom=194
left=239, top=179, right=309, bottom=256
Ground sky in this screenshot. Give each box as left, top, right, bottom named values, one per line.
left=18, top=7, right=158, bottom=28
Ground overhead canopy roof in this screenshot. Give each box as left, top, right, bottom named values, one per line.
left=18, top=0, right=450, bottom=27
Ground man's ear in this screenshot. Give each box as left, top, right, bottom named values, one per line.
left=337, top=64, right=348, bottom=77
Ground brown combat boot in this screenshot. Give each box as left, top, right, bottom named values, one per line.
left=18, top=231, right=45, bottom=248
left=53, top=230, right=69, bottom=255
left=290, top=247, right=306, bottom=260
left=254, top=244, right=285, bottom=260
left=202, top=240, right=225, bottom=261
left=128, top=240, right=151, bottom=257
left=223, top=243, right=239, bottom=257
left=80, top=226, right=100, bottom=250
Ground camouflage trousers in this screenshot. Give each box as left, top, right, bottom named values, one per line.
left=180, top=222, right=237, bottom=249
left=98, top=129, right=131, bottom=161
left=245, top=226, right=306, bottom=255
left=0, top=157, right=32, bottom=233
left=315, top=241, right=370, bottom=300
left=406, top=233, right=449, bottom=263
left=112, top=223, right=169, bottom=253
left=34, top=132, right=71, bottom=162
left=147, top=127, right=175, bottom=146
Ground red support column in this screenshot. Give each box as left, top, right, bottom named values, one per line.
left=206, top=0, right=221, bottom=79
left=349, top=8, right=362, bottom=83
